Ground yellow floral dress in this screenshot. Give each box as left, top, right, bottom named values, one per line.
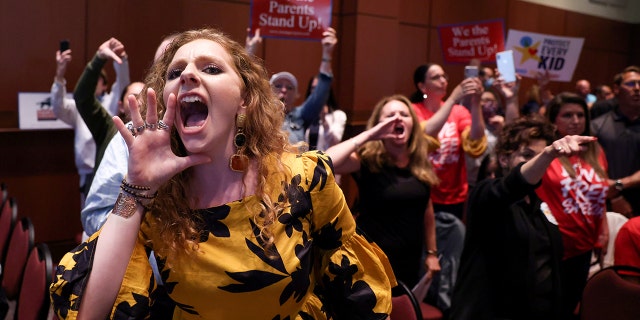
left=50, top=151, right=396, bottom=319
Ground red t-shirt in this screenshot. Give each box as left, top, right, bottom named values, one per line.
left=412, top=101, right=471, bottom=205
left=535, top=151, right=609, bottom=259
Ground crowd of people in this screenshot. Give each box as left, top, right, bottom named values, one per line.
left=48, top=25, right=640, bottom=319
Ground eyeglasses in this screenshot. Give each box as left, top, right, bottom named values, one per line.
left=274, top=84, right=295, bottom=91
left=429, top=74, right=449, bottom=81
left=622, top=80, right=640, bottom=88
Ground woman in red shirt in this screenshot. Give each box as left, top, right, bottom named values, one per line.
left=535, top=92, right=609, bottom=319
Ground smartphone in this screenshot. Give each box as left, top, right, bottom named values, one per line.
left=496, top=50, right=516, bottom=83
left=464, top=66, right=479, bottom=79
left=59, top=39, right=70, bottom=52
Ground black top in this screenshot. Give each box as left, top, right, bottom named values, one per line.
left=451, top=163, right=564, bottom=320
left=353, top=163, right=430, bottom=288
left=591, top=106, right=640, bottom=215
left=589, top=98, right=617, bottom=120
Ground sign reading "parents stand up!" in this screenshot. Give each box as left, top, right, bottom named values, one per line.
left=438, top=19, right=505, bottom=64
left=250, top=0, right=332, bottom=41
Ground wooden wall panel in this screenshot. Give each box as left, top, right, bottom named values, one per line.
left=0, top=0, right=86, bottom=126
left=399, top=0, right=430, bottom=27
left=0, top=0, right=638, bottom=255
left=432, top=0, right=509, bottom=26
left=357, top=0, right=398, bottom=18
left=350, top=15, right=399, bottom=124
left=0, top=129, right=81, bottom=260
left=566, top=12, right=631, bottom=53
left=397, top=24, right=431, bottom=97
left=85, top=0, right=183, bottom=83
left=335, top=14, right=357, bottom=123
left=633, top=24, right=640, bottom=66
left=507, top=0, right=566, bottom=35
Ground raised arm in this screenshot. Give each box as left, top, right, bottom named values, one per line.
left=466, top=77, right=486, bottom=140
left=493, top=71, right=521, bottom=124
left=299, top=28, right=337, bottom=123
left=245, top=27, right=262, bottom=56
left=105, top=48, right=131, bottom=116
left=51, top=49, right=76, bottom=125
left=521, top=135, right=597, bottom=184
left=326, top=114, right=398, bottom=174
left=423, top=77, right=482, bottom=137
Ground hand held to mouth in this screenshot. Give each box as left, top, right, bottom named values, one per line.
left=113, top=89, right=212, bottom=192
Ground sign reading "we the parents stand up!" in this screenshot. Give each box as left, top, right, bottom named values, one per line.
left=250, top=0, right=332, bottom=41
left=437, top=19, right=505, bottom=64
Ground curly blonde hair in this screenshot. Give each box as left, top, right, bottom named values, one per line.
left=139, top=28, right=292, bottom=261
left=358, top=95, right=439, bottom=186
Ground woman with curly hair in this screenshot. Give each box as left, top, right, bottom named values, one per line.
left=50, top=28, right=394, bottom=319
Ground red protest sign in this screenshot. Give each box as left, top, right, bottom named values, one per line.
left=250, top=0, right=332, bottom=41
left=438, top=19, right=505, bottom=64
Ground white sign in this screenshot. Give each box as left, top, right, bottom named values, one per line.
left=18, top=92, right=73, bottom=129
left=504, top=29, right=585, bottom=82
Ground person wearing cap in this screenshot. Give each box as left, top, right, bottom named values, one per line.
left=270, top=27, right=337, bottom=145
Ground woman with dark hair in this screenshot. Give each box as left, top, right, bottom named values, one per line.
left=453, top=114, right=596, bottom=320
left=536, top=92, right=610, bottom=319
left=410, top=63, right=486, bottom=315
left=410, top=63, right=487, bottom=220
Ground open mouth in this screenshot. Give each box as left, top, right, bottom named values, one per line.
left=180, top=95, right=208, bottom=128
left=393, top=124, right=405, bottom=135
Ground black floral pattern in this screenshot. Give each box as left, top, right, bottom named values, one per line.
left=279, top=232, right=313, bottom=304
left=50, top=152, right=391, bottom=319
left=50, top=239, right=96, bottom=318
left=315, top=255, right=386, bottom=319
left=196, top=205, right=232, bottom=242
left=309, top=152, right=331, bottom=192
left=112, top=292, right=150, bottom=319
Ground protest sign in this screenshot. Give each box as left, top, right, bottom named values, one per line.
left=250, top=0, right=332, bottom=40
left=504, top=29, right=584, bottom=82
left=437, top=19, right=505, bottom=64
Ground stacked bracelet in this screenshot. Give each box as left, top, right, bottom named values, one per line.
left=120, top=178, right=156, bottom=204
left=426, top=249, right=438, bottom=257
left=112, top=179, right=157, bottom=218
left=121, top=178, right=156, bottom=196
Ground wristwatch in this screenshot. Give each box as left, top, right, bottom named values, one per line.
left=614, top=179, right=624, bottom=192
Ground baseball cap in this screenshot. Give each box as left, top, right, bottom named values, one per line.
left=270, top=71, right=298, bottom=91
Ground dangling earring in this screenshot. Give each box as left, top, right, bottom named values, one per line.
left=229, top=113, right=249, bottom=172
left=423, top=93, right=428, bottom=100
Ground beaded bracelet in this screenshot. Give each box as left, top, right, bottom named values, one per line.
left=122, top=178, right=151, bottom=191
left=120, top=178, right=157, bottom=207
left=121, top=185, right=157, bottom=200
